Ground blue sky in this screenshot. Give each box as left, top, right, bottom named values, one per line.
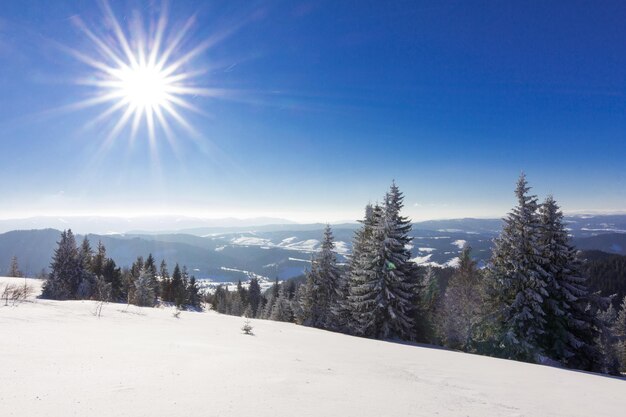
left=0, top=0, right=625, bottom=222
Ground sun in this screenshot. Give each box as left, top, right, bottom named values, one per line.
left=65, top=1, right=221, bottom=146
left=116, top=63, right=170, bottom=111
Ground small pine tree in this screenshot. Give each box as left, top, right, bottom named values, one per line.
left=242, top=319, right=254, bottom=335
left=8, top=256, right=23, bottom=278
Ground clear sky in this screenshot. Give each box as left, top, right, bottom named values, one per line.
left=0, top=0, right=625, bottom=223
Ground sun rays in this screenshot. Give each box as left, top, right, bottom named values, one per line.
left=66, top=1, right=222, bottom=150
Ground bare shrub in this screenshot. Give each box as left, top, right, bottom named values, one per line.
left=93, top=276, right=112, bottom=318
left=2, top=282, right=34, bottom=306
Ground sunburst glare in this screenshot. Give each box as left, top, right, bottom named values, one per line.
left=66, top=1, right=221, bottom=148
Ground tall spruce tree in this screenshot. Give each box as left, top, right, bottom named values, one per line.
left=301, top=224, right=342, bottom=329
left=484, top=174, right=549, bottom=361
left=538, top=196, right=603, bottom=370
left=346, top=204, right=378, bottom=335
left=348, top=183, right=420, bottom=340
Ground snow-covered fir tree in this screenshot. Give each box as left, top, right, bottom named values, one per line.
left=348, top=183, right=420, bottom=340
left=102, top=258, right=123, bottom=301
left=42, top=230, right=83, bottom=300
left=91, top=241, right=107, bottom=278
left=413, top=266, right=441, bottom=342
left=484, top=174, right=549, bottom=361
left=301, top=224, right=341, bottom=329
left=440, top=245, right=483, bottom=351
left=248, top=278, right=262, bottom=317
left=144, top=254, right=159, bottom=305
left=187, top=276, right=201, bottom=309
left=271, top=285, right=294, bottom=322
left=134, top=270, right=156, bottom=307
left=537, top=196, right=604, bottom=370
left=596, top=301, right=622, bottom=374
left=292, top=284, right=306, bottom=324
left=346, top=204, right=377, bottom=334
left=80, top=237, right=93, bottom=271
left=171, top=264, right=186, bottom=307
left=262, top=280, right=280, bottom=319
left=159, top=260, right=171, bottom=302
left=230, top=291, right=244, bottom=316
left=76, top=237, right=96, bottom=299
left=613, top=296, right=626, bottom=372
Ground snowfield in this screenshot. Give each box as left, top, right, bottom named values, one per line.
left=1, top=277, right=624, bottom=417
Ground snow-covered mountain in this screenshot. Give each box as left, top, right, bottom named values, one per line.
left=1, top=215, right=625, bottom=282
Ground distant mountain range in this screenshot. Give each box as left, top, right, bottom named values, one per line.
left=1, top=215, right=625, bottom=282
left=0, top=216, right=298, bottom=235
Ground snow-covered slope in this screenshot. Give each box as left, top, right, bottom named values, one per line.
left=1, top=277, right=624, bottom=417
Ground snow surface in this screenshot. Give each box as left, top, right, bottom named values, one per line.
left=444, top=256, right=461, bottom=268
left=1, top=277, right=624, bottom=417
left=411, top=254, right=433, bottom=264
left=418, top=247, right=436, bottom=253
left=452, top=239, right=467, bottom=249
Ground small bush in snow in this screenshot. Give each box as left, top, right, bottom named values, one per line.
left=242, top=319, right=254, bottom=335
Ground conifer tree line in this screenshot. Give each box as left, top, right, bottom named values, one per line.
left=208, top=177, right=626, bottom=374
left=41, top=233, right=201, bottom=309
left=34, top=177, right=626, bottom=374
